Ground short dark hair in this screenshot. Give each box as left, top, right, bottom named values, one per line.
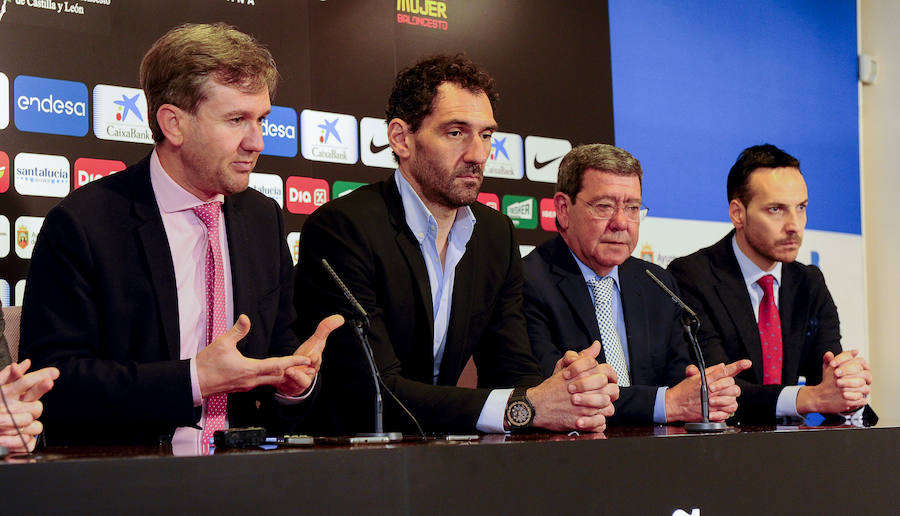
left=386, top=53, right=498, bottom=134
left=727, top=144, right=801, bottom=205
left=140, top=23, right=279, bottom=143
left=557, top=143, right=643, bottom=202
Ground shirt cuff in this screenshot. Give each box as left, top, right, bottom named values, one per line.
left=653, top=386, right=668, bottom=424
left=189, top=357, right=202, bottom=407
left=776, top=385, right=802, bottom=418
left=274, top=374, right=318, bottom=405
left=475, top=388, right=514, bottom=433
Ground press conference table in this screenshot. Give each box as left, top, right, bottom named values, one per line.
left=2, top=420, right=897, bottom=515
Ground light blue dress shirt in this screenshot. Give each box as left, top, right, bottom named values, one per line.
left=395, top=171, right=511, bottom=432
left=570, top=252, right=669, bottom=423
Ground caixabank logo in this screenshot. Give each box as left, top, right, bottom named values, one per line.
left=92, top=84, right=153, bottom=144
left=360, top=117, right=396, bottom=169
left=301, top=109, right=358, bottom=165
left=261, top=105, right=298, bottom=158
left=14, top=75, right=88, bottom=137
left=286, top=176, right=329, bottom=215
left=484, top=132, right=524, bottom=180
left=249, top=172, right=284, bottom=208
left=73, top=157, right=125, bottom=189
left=525, top=135, right=571, bottom=184
left=0, top=72, right=9, bottom=129
left=14, top=152, right=70, bottom=198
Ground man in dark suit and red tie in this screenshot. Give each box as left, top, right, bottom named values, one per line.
left=668, top=144, right=873, bottom=423
left=523, top=143, right=749, bottom=425
left=21, top=23, right=343, bottom=450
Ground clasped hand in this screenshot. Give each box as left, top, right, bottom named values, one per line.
left=526, top=340, right=619, bottom=433
left=0, top=359, right=59, bottom=452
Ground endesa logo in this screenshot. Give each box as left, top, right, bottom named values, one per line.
left=484, top=132, right=524, bottom=180
left=525, top=135, right=572, bottom=184
left=14, top=152, right=70, bottom=198
left=248, top=172, right=284, bottom=208
left=286, top=176, right=330, bottom=215
left=0, top=72, right=9, bottom=130
left=540, top=198, right=557, bottom=231
left=0, top=150, right=9, bottom=193
left=300, top=109, right=358, bottom=165
left=74, top=157, right=125, bottom=189
left=261, top=105, right=298, bottom=158
left=92, top=84, right=153, bottom=144
left=14, top=75, right=89, bottom=137
left=476, top=192, right=500, bottom=211
left=360, top=117, right=396, bottom=169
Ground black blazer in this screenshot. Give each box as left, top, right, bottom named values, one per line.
left=667, top=230, right=842, bottom=423
left=294, top=175, right=543, bottom=435
left=21, top=154, right=306, bottom=445
left=523, top=235, right=691, bottom=424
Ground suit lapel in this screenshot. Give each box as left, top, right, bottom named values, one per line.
left=548, top=236, right=605, bottom=359
left=439, top=227, right=476, bottom=384
left=383, top=177, right=436, bottom=378
left=223, top=196, right=249, bottom=353
left=778, top=264, right=801, bottom=384
left=132, top=157, right=180, bottom=360
left=618, top=258, right=650, bottom=384
left=710, top=234, right=765, bottom=382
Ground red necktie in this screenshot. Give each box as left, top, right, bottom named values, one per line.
left=193, top=202, right=228, bottom=449
left=756, top=275, right=782, bottom=385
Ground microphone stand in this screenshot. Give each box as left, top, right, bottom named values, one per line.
left=645, top=270, right=727, bottom=433
left=322, top=259, right=402, bottom=442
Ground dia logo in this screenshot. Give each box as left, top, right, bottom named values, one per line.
left=286, top=176, right=330, bottom=215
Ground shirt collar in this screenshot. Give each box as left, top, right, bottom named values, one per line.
left=394, top=169, right=475, bottom=244
left=149, top=148, right=225, bottom=214
left=569, top=248, right=620, bottom=289
left=731, top=234, right=782, bottom=289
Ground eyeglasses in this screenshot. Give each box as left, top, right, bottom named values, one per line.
left=575, top=196, right=649, bottom=222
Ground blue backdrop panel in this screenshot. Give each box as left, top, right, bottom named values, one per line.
left=609, top=0, right=860, bottom=234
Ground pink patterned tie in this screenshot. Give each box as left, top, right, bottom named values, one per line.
left=193, top=201, right=228, bottom=449
left=757, top=275, right=783, bottom=385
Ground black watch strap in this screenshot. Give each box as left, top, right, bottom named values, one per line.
left=505, top=387, right=535, bottom=430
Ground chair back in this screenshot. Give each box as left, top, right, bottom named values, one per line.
left=2, top=305, right=22, bottom=363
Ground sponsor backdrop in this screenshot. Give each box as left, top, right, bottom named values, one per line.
left=0, top=2, right=864, bottom=354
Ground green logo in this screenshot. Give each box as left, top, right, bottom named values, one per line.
left=502, top=195, right=537, bottom=229
left=332, top=180, right=367, bottom=198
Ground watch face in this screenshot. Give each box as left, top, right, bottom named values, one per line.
left=508, top=400, right=532, bottom=426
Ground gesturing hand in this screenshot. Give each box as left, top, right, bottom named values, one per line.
left=197, top=314, right=312, bottom=398
left=274, top=314, right=344, bottom=397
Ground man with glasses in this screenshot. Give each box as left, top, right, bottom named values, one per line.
left=524, top=144, right=750, bottom=424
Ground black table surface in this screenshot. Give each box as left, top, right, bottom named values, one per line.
left=2, top=417, right=897, bottom=515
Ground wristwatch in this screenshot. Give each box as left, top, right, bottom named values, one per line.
left=505, top=387, right=535, bottom=430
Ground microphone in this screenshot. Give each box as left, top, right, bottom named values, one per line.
left=321, top=259, right=369, bottom=327
left=321, top=259, right=403, bottom=442
left=645, top=269, right=727, bottom=433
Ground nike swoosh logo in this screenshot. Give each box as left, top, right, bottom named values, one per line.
left=369, top=139, right=390, bottom=154
left=533, top=155, right=562, bottom=169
